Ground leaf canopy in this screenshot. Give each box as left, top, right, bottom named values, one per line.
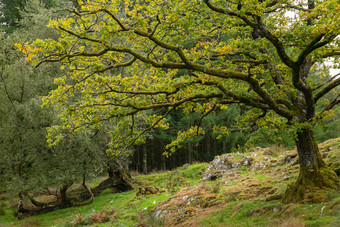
left=23, top=0, right=340, bottom=153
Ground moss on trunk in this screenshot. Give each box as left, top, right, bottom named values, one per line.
left=283, top=164, right=339, bottom=203
left=283, top=128, right=339, bottom=203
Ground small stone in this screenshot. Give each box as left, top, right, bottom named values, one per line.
left=251, top=153, right=258, bottom=157
left=263, top=156, right=271, bottom=162
left=137, top=186, right=159, bottom=196
left=253, top=161, right=266, bottom=169
left=232, top=162, right=241, bottom=168
left=273, top=207, right=278, bottom=213
left=241, top=157, right=252, bottom=166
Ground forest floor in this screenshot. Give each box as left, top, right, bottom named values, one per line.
left=0, top=137, right=339, bottom=226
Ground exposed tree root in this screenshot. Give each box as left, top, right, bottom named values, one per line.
left=17, top=174, right=133, bottom=219
left=18, top=201, right=72, bottom=219
left=283, top=165, right=339, bottom=203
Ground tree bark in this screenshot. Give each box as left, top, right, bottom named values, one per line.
left=283, top=128, right=339, bottom=203
left=17, top=184, right=73, bottom=219
left=188, top=142, right=192, bottom=164
left=59, top=184, right=71, bottom=204
left=17, top=170, right=133, bottom=219
left=143, top=144, right=148, bottom=174
left=76, top=170, right=133, bottom=201
left=82, top=176, right=94, bottom=203
left=17, top=192, right=25, bottom=213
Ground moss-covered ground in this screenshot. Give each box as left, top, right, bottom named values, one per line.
left=0, top=138, right=339, bottom=226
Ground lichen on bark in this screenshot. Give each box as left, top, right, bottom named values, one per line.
left=282, top=128, right=340, bottom=203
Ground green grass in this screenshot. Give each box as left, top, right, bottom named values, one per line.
left=199, top=192, right=340, bottom=227
left=0, top=137, right=339, bottom=227
left=0, top=163, right=208, bottom=226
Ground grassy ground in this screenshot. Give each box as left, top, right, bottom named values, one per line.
left=0, top=138, right=339, bottom=226
left=0, top=164, right=209, bottom=226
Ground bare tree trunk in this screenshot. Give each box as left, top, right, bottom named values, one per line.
left=188, top=142, right=192, bottom=164
left=143, top=144, right=148, bottom=174
left=18, top=192, right=25, bottom=213
left=82, top=176, right=94, bottom=203
left=206, top=135, right=211, bottom=158
left=59, top=182, right=73, bottom=205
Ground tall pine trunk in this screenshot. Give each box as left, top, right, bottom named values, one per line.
left=283, top=128, right=339, bottom=203
left=143, top=144, right=148, bottom=174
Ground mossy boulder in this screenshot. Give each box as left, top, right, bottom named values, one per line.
left=203, top=149, right=279, bottom=181
left=151, top=187, right=222, bottom=225
left=136, top=186, right=159, bottom=196
left=320, top=138, right=340, bottom=177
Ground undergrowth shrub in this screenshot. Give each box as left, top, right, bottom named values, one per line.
left=224, top=194, right=238, bottom=202
left=166, top=170, right=185, bottom=192
left=139, top=209, right=164, bottom=227
left=8, top=199, right=19, bottom=217
left=72, top=208, right=117, bottom=226
left=210, top=183, right=221, bottom=194
left=0, top=201, right=5, bottom=215
left=91, top=209, right=116, bottom=223
left=73, top=214, right=88, bottom=226
left=200, top=182, right=221, bottom=194
left=267, top=216, right=305, bottom=227
left=264, top=145, right=285, bottom=156
left=0, top=194, right=7, bottom=200
left=19, top=217, right=42, bottom=227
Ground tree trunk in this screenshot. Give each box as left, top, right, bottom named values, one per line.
left=283, top=128, right=339, bottom=203
left=59, top=184, right=71, bottom=204
left=18, top=192, right=26, bottom=213
left=188, top=142, right=192, bottom=164
left=143, top=144, right=148, bottom=174
left=77, top=170, right=133, bottom=201
left=82, top=176, right=94, bottom=203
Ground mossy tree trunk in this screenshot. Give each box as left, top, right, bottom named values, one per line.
left=283, top=128, right=339, bottom=203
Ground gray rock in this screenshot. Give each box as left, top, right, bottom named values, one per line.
left=283, top=153, right=297, bottom=163
left=241, top=157, right=252, bottom=166
left=222, top=170, right=239, bottom=179
left=232, top=162, right=241, bottom=168
left=263, top=156, right=271, bottom=162
left=251, top=161, right=266, bottom=171
left=202, top=154, right=231, bottom=180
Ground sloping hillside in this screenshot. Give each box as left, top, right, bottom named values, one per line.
left=0, top=138, right=339, bottom=226
left=152, top=137, right=340, bottom=226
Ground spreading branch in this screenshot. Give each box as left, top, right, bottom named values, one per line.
left=314, top=77, right=340, bottom=102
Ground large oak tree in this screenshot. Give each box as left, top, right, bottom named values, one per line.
left=23, top=0, right=340, bottom=202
